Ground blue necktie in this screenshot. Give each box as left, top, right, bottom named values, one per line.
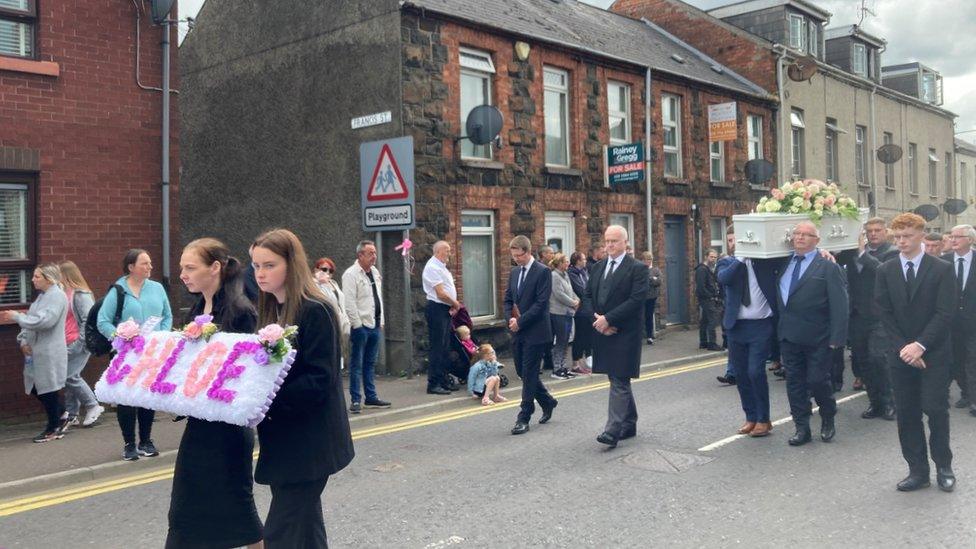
left=788, top=255, right=804, bottom=296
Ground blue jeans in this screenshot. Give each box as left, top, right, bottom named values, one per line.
left=349, top=326, right=381, bottom=403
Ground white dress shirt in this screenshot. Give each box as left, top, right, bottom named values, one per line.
left=602, top=252, right=626, bottom=279
left=952, top=249, right=973, bottom=292
left=422, top=256, right=457, bottom=304
left=899, top=249, right=926, bottom=282
left=734, top=256, right=773, bottom=320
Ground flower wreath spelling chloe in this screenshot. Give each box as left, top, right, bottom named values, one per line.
left=94, top=316, right=298, bottom=427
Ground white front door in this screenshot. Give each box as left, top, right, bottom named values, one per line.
left=544, top=211, right=576, bottom=255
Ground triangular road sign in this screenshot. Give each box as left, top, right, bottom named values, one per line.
left=366, top=144, right=410, bottom=201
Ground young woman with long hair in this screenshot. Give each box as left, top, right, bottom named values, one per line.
left=58, top=260, right=104, bottom=427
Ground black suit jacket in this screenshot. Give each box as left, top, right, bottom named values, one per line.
left=255, top=298, right=354, bottom=485
left=503, top=259, right=552, bottom=346
left=942, top=251, right=976, bottom=322
left=776, top=252, right=849, bottom=348
left=836, top=249, right=883, bottom=320
left=694, top=263, right=721, bottom=302
left=875, top=253, right=957, bottom=364
left=582, top=254, right=649, bottom=378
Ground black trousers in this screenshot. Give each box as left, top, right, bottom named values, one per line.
left=513, top=339, right=556, bottom=424
left=780, top=341, right=836, bottom=427
left=951, top=324, right=976, bottom=402
left=265, top=477, right=329, bottom=549
left=830, top=347, right=846, bottom=387
left=890, top=360, right=952, bottom=475
left=851, top=321, right=892, bottom=408
left=571, top=315, right=593, bottom=361
left=699, top=301, right=720, bottom=346
left=425, top=301, right=451, bottom=390
left=32, top=388, right=63, bottom=432
left=644, top=298, right=657, bottom=340
left=117, top=405, right=155, bottom=445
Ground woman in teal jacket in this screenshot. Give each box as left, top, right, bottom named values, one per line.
left=97, top=248, right=173, bottom=461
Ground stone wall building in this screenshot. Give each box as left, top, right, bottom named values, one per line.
left=612, top=0, right=959, bottom=230
left=0, top=1, right=179, bottom=420
left=181, top=0, right=776, bottom=372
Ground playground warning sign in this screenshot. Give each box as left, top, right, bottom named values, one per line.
left=359, top=136, right=415, bottom=231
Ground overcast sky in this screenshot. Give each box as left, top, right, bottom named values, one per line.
left=179, top=0, right=975, bottom=143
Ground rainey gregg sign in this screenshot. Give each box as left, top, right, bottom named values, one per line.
left=604, top=142, right=645, bottom=186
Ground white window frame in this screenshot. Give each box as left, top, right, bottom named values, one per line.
left=607, top=81, right=632, bottom=145
left=747, top=115, right=763, bottom=160
left=791, top=110, right=805, bottom=179
left=883, top=132, right=895, bottom=189
left=544, top=66, right=571, bottom=167
left=945, top=153, right=953, bottom=198
left=458, top=47, right=495, bottom=160
left=825, top=119, right=838, bottom=182
left=960, top=162, right=969, bottom=201
left=710, top=141, right=724, bottom=183
left=710, top=217, right=727, bottom=255
left=807, top=22, right=819, bottom=58
left=852, top=43, right=867, bottom=77
left=662, top=93, right=682, bottom=178
left=460, top=210, right=497, bottom=320
left=789, top=15, right=807, bottom=53
left=928, top=149, right=938, bottom=198
left=609, top=213, right=634, bottom=245
left=908, top=143, right=918, bottom=195
left=855, top=125, right=867, bottom=185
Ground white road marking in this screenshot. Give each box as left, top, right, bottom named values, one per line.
left=697, top=392, right=867, bottom=452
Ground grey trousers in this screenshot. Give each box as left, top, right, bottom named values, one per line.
left=605, top=376, right=638, bottom=437
left=64, top=339, right=97, bottom=416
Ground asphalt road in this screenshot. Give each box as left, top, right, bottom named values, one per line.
left=1, top=359, right=974, bottom=548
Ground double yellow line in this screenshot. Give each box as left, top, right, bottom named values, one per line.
left=0, top=357, right=725, bottom=517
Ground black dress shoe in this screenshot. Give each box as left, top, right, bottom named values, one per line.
left=716, top=375, right=736, bottom=385
left=619, top=427, right=636, bottom=440
left=539, top=401, right=557, bottom=424
left=705, top=344, right=723, bottom=351
left=883, top=405, right=897, bottom=421
left=788, top=427, right=812, bottom=446
left=936, top=467, right=956, bottom=492
left=511, top=422, right=529, bottom=435
left=426, top=386, right=450, bottom=395
left=820, top=417, right=836, bottom=442
left=861, top=406, right=882, bottom=419
left=596, top=432, right=618, bottom=448
left=896, top=475, right=931, bottom=492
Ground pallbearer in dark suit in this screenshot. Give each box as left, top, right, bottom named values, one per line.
left=942, top=224, right=976, bottom=414
left=582, top=225, right=649, bottom=449
left=776, top=221, right=849, bottom=446
left=875, top=213, right=957, bottom=492
left=503, top=235, right=558, bottom=435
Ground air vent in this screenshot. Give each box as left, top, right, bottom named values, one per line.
left=710, top=64, right=724, bottom=74
left=671, top=53, right=685, bottom=64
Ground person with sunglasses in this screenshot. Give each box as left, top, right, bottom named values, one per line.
left=315, top=258, right=351, bottom=370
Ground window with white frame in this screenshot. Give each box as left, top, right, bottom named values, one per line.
left=908, top=143, right=918, bottom=194
left=961, top=162, right=969, bottom=201
left=544, top=67, right=570, bottom=167
left=747, top=115, right=763, bottom=160
left=710, top=141, right=724, bottom=183
left=609, top=213, right=634, bottom=245
left=883, top=132, right=895, bottom=189
left=710, top=217, right=727, bottom=255
left=791, top=110, right=805, bottom=178
left=789, top=15, right=807, bottom=53
left=460, top=211, right=496, bottom=319
left=852, top=44, right=867, bottom=77
left=945, top=152, right=953, bottom=198
left=928, top=148, right=938, bottom=197
left=662, top=94, right=682, bottom=178
left=0, top=0, right=35, bottom=59
left=0, top=178, right=33, bottom=306
left=825, top=118, right=838, bottom=182
left=807, top=22, right=819, bottom=58
left=459, top=48, right=495, bottom=159
left=608, top=81, right=631, bottom=145
left=855, top=125, right=867, bottom=185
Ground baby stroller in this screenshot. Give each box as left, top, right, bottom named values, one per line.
left=448, top=306, right=508, bottom=388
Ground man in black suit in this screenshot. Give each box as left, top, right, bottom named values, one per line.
left=583, top=225, right=649, bottom=449
left=503, top=235, right=558, bottom=435
left=695, top=249, right=723, bottom=352
left=777, top=221, right=849, bottom=446
left=942, top=224, right=976, bottom=415
left=875, top=212, right=957, bottom=492
left=836, top=217, right=898, bottom=420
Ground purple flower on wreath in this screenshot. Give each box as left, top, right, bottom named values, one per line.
left=111, top=337, right=125, bottom=352
left=132, top=335, right=146, bottom=354
left=193, top=314, right=214, bottom=325
left=254, top=349, right=270, bottom=366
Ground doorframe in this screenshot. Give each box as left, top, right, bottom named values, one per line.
left=544, top=211, right=576, bottom=255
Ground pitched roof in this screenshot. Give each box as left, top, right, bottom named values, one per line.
left=402, top=0, right=772, bottom=100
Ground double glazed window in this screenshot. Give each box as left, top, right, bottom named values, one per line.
left=883, top=132, right=895, bottom=189
left=544, top=67, right=571, bottom=167
left=0, top=0, right=35, bottom=58
left=460, top=211, right=496, bottom=319
left=908, top=143, right=918, bottom=194
left=928, top=149, right=938, bottom=198
left=662, top=94, right=682, bottom=178
left=608, top=81, right=631, bottom=145
left=855, top=126, right=867, bottom=185
left=747, top=115, right=763, bottom=161
left=709, top=141, right=724, bottom=183
left=0, top=175, right=34, bottom=306
left=459, top=48, right=495, bottom=160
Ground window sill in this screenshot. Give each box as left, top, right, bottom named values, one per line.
left=909, top=192, right=919, bottom=197
left=857, top=182, right=869, bottom=188
left=749, top=183, right=771, bottom=191
left=710, top=180, right=732, bottom=188
left=885, top=186, right=896, bottom=192
left=0, top=57, right=59, bottom=77
left=663, top=177, right=688, bottom=185
left=544, top=166, right=582, bottom=177
left=461, top=159, right=504, bottom=171
left=471, top=317, right=507, bottom=330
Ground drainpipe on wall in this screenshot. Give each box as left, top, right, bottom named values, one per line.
left=645, top=67, right=653, bottom=255
left=869, top=83, right=878, bottom=217
left=772, top=44, right=788, bottom=185
left=160, top=20, right=172, bottom=288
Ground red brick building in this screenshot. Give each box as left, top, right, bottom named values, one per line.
left=0, top=1, right=179, bottom=420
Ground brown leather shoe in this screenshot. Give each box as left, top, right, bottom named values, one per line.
left=737, top=421, right=756, bottom=434
left=749, top=422, right=772, bottom=437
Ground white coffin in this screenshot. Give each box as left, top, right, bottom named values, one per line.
left=731, top=208, right=869, bottom=259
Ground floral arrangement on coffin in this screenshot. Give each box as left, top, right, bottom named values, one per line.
left=180, top=314, right=219, bottom=341
left=755, top=179, right=860, bottom=223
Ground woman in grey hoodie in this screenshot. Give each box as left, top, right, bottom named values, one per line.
left=548, top=253, right=580, bottom=379
left=2, top=264, right=69, bottom=442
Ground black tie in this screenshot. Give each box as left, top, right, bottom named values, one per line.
left=906, top=260, right=916, bottom=288
left=959, top=258, right=966, bottom=293
left=605, top=259, right=617, bottom=280
left=741, top=262, right=751, bottom=307
left=517, top=266, right=526, bottom=296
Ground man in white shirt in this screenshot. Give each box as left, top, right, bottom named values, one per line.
left=341, top=240, right=391, bottom=414
left=942, top=224, right=976, bottom=414
left=422, top=240, right=461, bottom=395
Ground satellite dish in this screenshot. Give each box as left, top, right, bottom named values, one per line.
left=877, top=143, right=903, bottom=164
left=149, top=0, right=176, bottom=24
left=465, top=105, right=503, bottom=146
left=944, top=198, right=968, bottom=216
left=787, top=55, right=818, bottom=82
left=744, top=159, right=775, bottom=186
left=913, top=204, right=940, bottom=222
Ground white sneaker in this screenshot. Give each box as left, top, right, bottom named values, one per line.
left=82, top=405, right=105, bottom=427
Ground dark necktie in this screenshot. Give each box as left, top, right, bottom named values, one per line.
left=788, top=255, right=804, bottom=295
left=517, top=266, right=526, bottom=296
left=959, top=258, right=966, bottom=293
left=605, top=259, right=617, bottom=280
left=741, top=261, right=752, bottom=307
left=906, top=260, right=916, bottom=288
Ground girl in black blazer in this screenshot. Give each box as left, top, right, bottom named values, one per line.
left=250, top=229, right=354, bottom=549
left=167, top=238, right=263, bottom=549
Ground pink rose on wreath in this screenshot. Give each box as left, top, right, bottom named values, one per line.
left=824, top=195, right=836, bottom=207
left=184, top=322, right=203, bottom=339
left=115, top=319, right=140, bottom=340
left=771, top=188, right=785, bottom=201
left=258, top=324, right=286, bottom=344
